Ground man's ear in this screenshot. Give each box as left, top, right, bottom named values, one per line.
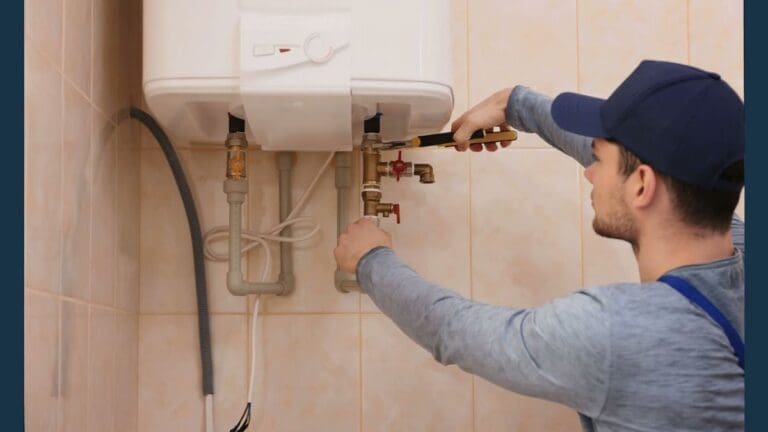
left=629, top=164, right=657, bottom=208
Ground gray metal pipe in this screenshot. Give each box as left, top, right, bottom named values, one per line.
left=334, top=151, right=360, bottom=292
left=276, top=152, right=295, bottom=295
left=224, top=151, right=295, bottom=296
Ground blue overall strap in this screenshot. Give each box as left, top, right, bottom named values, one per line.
left=659, top=274, right=745, bottom=369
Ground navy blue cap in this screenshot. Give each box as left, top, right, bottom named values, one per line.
left=551, top=60, right=744, bottom=191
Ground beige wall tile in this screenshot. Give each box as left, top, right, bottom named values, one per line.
left=361, top=150, right=471, bottom=312
left=139, top=315, right=202, bottom=431
left=578, top=0, right=688, bottom=96
left=61, top=83, right=92, bottom=301
left=140, top=149, right=197, bottom=313
left=116, top=122, right=141, bottom=312
left=25, top=291, right=59, bottom=431
left=124, top=0, right=143, bottom=106
left=212, top=316, right=248, bottom=432
left=92, top=0, right=129, bottom=116
left=91, top=109, right=117, bottom=306
left=471, top=150, right=581, bottom=306
left=252, top=315, right=359, bottom=431
left=25, top=0, right=62, bottom=67
left=580, top=173, right=639, bottom=286
left=689, top=0, right=744, bottom=96
left=139, top=315, right=247, bottom=431
left=25, top=45, right=62, bottom=294
left=63, top=0, right=92, bottom=96
left=361, top=315, right=473, bottom=432
left=59, top=300, right=88, bottom=432
left=88, top=308, right=116, bottom=432
left=449, top=0, right=468, bottom=121
left=469, top=0, right=577, bottom=148
left=115, top=314, right=139, bottom=432
left=474, top=378, right=580, bottom=431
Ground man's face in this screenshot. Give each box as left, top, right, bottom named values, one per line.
left=584, top=139, right=638, bottom=244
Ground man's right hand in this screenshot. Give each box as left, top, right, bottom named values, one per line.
left=452, top=87, right=514, bottom=152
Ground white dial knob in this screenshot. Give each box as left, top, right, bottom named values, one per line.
left=304, top=33, right=334, bottom=63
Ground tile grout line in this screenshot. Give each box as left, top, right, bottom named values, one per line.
left=357, top=144, right=365, bottom=431
left=26, top=287, right=138, bottom=315
left=465, top=1, right=476, bottom=430
left=686, top=0, right=691, bottom=64
left=359, top=304, right=363, bottom=431
left=576, top=0, right=585, bottom=289
left=112, top=96, right=120, bottom=313
left=86, top=302, right=91, bottom=432
left=56, top=1, right=66, bottom=422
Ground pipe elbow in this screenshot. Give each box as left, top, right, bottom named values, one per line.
left=278, top=272, right=295, bottom=296
left=414, top=163, right=435, bottom=184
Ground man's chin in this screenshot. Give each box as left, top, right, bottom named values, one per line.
left=592, top=217, right=621, bottom=240
left=592, top=217, right=636, bottom=244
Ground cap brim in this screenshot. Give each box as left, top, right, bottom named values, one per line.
left=551, top=92, right=609, bottom=138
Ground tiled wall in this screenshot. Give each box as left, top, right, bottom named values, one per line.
left=21, top=0, right=742, bottom=431
left=24, top=0, right=142, bottom=430
left=137, top=1, right=744, bottom=431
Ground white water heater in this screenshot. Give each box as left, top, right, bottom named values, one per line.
left=143, top=0, right=454, bottom=151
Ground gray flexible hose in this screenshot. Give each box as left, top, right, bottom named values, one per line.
left=129, top=108, right=214, bottom=396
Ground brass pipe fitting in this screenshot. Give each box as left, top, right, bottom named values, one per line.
left=362, top=135, right=386, bottom=219
left=362, top=186, right=382, bottom=217
left=414, top=163, right=435, bottom=184
left=225, top=132, right=248, bottom=180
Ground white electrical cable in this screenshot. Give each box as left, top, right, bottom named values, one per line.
left=203, top=150, right=338, bottom=427
left=205, top=395, right=214, bottom=432
left=248, top=295, right=260, bottom=405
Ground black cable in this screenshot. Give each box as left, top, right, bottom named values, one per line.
left=129, top=108, right=215, bottom=397
left=230, top=403, right=251, bottom=432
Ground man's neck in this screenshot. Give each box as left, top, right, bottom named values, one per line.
left=634, top=226, right=735, bottom=282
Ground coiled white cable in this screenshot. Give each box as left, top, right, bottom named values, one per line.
left=204, top=151, right=337, bottom=429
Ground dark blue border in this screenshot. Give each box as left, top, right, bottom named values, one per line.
left=1, top=1, right=24, bottom=430
left=745, top=0, right=766, bottom=430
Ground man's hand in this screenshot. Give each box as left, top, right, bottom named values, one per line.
left=334, top=218, right=393, bottom=274
left=452, top=87, right=514, bottom=152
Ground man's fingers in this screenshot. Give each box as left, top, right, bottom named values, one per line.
left=451, top=111, right=469, bottom=133
left=470, top=143, right=483, bottom=152
left=485, top=142, right=498, bottom=152
left=453, top=116, right=480, bottom=149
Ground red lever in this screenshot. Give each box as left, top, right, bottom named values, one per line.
left=391, top=150, right=407, bottom=181
left=392, top=203, right=401, bottom=224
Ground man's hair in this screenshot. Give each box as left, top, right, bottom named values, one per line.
left=614, top=142, right=742, bottom=233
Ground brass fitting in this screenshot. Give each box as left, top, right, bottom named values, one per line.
left=414, top=163, right=435, bottom=184
left=225, top=132, right=248, bottom=180
left=361, top=134, right=400, bottom=222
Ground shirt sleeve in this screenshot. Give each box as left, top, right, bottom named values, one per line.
left=356, top=246, right=611, bottom=417
left=505, top=85, right=595, bottom=168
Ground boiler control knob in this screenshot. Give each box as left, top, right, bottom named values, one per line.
left=304, top=33, right=334, bottom=63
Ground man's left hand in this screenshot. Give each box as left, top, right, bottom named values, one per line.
left=334, top=218, right=393, bottom=273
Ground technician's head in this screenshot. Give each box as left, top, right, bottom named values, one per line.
left=552, top=60, right=744, bottom=244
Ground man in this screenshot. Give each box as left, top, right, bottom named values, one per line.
left=334, top=60, right=744, bottom=431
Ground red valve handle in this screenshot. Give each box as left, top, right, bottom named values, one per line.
left=392, top=203, right=400, bottom=224
left=391, top=150, right=407, bottom=181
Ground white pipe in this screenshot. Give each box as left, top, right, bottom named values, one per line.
left=205, top=394, right=214, bottom=432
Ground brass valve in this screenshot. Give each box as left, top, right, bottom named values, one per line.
left=361, top=134, right=434, bottom=224
left=225, top=132, right=248, bottom=180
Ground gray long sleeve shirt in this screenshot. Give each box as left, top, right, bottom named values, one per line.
left=356, top=86, right=744, bottom=431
